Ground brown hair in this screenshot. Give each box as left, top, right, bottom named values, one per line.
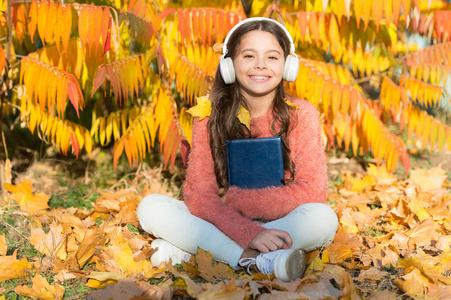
left=208, top=20, right=297, bottom=195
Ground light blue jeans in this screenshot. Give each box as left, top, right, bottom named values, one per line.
left=137, top=194, right=338, bottom=268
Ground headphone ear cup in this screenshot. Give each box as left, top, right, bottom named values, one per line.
left=283, top=54, right=299, bottom=82
left=219, top=57, right=236, bottom=84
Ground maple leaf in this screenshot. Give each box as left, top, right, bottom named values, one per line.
left=409, top=164, right=448, bottom=191
left=4, top=179, right=49, bottom=214
left=28, top=222, right=67, bottom=260
left=0, top=251, right=30, bottom=282
left=405, top=218, right=438, bottom=249
left=87, top=276, right=173, bottom=299
left=186, top=95, right=211, bottom=120
left=394, top=267, right=430, bottom=298
left=197, top=278, right=250, bottom=299
left=76, top=228, right=103, bottom=268
left=351, top=174, right=377, bottom=192
left=15, top=273, right=65, bottom=300
left=195, top=248, right=236, bottom=281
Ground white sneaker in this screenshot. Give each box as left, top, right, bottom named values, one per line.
left=150, top=239, right=192, bottom=267
left=239, top=249, right=306, bottom=281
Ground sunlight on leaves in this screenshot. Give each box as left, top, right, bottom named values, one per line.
left=187, top=95, right=211, bottom=120
left=15, top=273, right=65, bottom=300
left=0, top=252, right=30, bottom=282
left=4, top=179, right=50, bottom=214
left=409, top=164, right=448, bottom=191
left=194, top=248, right=236, bottom=281
left=28, top=222, right=67, bottom=260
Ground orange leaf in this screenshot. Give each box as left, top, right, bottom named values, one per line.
left=309, top=13, right=319, bottom=46
left=4, top=179, right=50, bottom=214
left=28, top=222, right=67, bottom=259
left=45, top=2, right=57, bottom=43
left=69, top=129, right=80, bottom=158
left=195, top=248, right=235, bottom=281
left=27, top=1, right=38, bottom=42
left=15, top=274, right=65, bottom=300
left=91, top=65, right=107, bottom=97
left=372, top=0, right=383, bottom=31
left=0, top=253, right=30, bottom=282
left=37, top=1, right=49, bottom=44
left=61, top=4, right=72, bottom=56
left=392, top=0, right=402, bottom=26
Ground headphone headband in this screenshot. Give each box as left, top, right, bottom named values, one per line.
left=222, top=17, right=296, bottom=58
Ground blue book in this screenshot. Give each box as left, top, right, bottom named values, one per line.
left=226, top=136, right=285, bottom=189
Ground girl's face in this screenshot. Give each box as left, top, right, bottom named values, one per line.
left=233, top=30, right=285, bottom=103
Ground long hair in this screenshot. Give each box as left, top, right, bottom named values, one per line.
left=208, top=20, right=297, bottom=195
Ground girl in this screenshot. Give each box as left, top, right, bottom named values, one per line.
left=137, top=17, right=338, bottom=282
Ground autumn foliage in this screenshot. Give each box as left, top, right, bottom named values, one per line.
left=0, top=0, right=451, bottom=298
left=0, top=163, right=449, bottom=298
left=0, top=0, right=448, bottom=175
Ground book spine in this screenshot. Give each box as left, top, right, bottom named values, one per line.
left=226, top=141, right=232, bottom=185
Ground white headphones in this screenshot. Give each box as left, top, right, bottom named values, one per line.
left=219, top=17, right=299, bottom=85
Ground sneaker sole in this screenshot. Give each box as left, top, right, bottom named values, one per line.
left=274, top=249, right=306, bottom=281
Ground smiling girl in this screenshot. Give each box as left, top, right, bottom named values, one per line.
left=137, top=17, right=338, bottom=281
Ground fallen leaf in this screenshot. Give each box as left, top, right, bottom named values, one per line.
left=394, top=267, right=430, bottom=298
left=197, top=278, right=250, bottom=300
left=4, top=179, right=50, bottom=214
left=15, top=273, right=65, bottom=300
left=28, top=222, right=67, bottom=260
left=304, top=257, right=324, bottom=276
left=356, top=267, right=389, bottom=281
left=409, top=164, right=448, bottom=191
left=0, top=252, right=30, bottom=282
left=86, top=276, right=171, bottom=300
left=368, top=289, right=398, bottom=299
left=196, top=248, right=236, bottom=281
left=76, top=228, right=103, bottom=268
left=351, top=175, right=376, bottom=192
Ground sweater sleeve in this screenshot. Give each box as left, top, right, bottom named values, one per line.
left=225, top=100, right=328, bottom=221
left=182, top=117, right=266, bottom=249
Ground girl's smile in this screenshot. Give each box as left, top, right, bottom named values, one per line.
left=233, top=30, right=285, bottom=116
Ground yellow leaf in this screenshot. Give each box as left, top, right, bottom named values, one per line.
left=395, top=268, right=431, bottom=298
left=4, top=179, right=49, bottom=214
left=186, top=95, right=211, bottom=120
left=367, top=163, right=396, bottom=179
left=0, top=253, right=30, bottom=282
left=409, top=164, right=448, bottom=191
left=304, top=257, right=324, bottom=276
left=351, top=175, right=376, bottom=192
left=237, top=105, right=251, bottom=130
left=28, top=223, right=67, bottom=260
left=285, top=99, right=300, bottom=110
left=15, top=274, right=65, bottom=300
left=195, top=248, right=235, bottom=281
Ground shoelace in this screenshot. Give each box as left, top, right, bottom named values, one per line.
left=238, top=257, right=257, bottom=275
left=238, top=251, right=280, bottom=275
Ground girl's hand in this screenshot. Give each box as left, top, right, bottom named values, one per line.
left=249, top=229, right=293, bottom=253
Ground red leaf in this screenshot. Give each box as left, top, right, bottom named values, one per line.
left=91, top=66, right=107, bottom=98
left=67, top=79, right=80, bottom=117
left=69, top=129, right=80, bottom=158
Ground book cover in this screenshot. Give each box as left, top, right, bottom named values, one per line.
left=226, top=136, right=285, bottom=189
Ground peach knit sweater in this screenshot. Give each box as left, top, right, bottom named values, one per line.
left=182, top=97, right=328, bottom=249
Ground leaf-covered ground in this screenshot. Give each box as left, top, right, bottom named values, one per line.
left=0, top=153, right=450, bottom=299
